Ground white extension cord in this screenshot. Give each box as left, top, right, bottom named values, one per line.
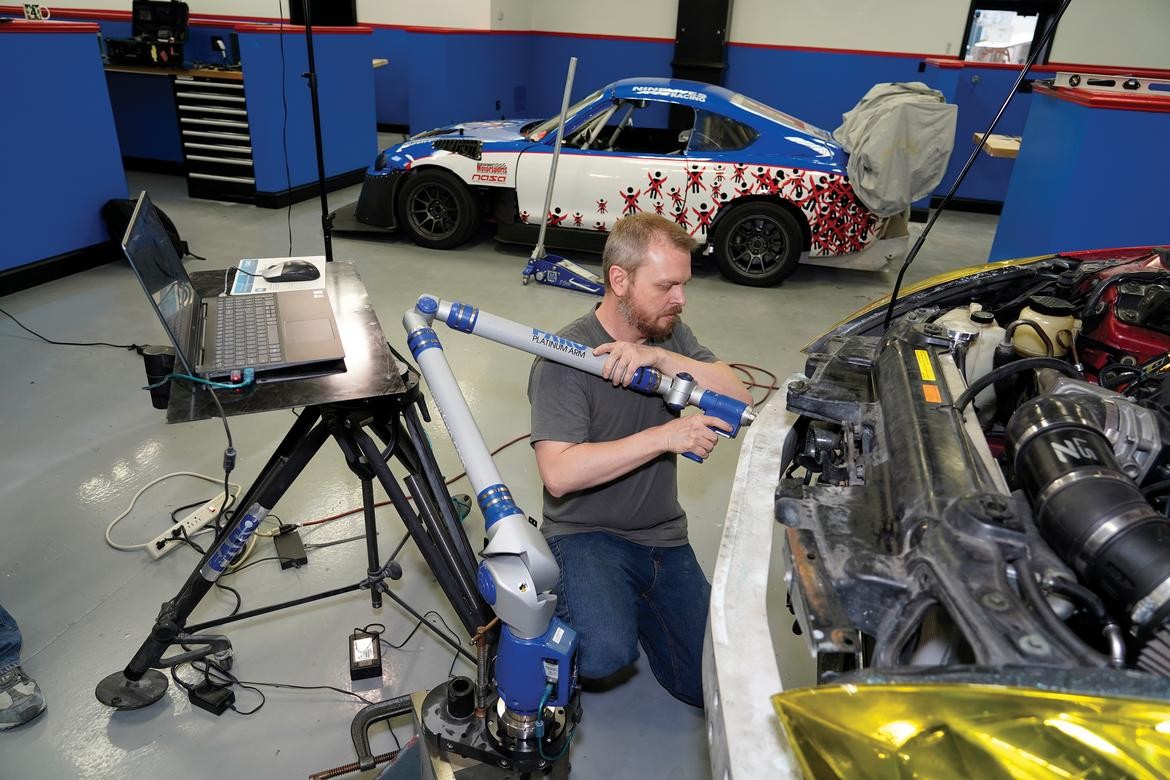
left=104, top=471, right=240, bottom=552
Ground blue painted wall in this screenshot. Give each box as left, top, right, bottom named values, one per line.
left=725, top=45, right=926, bottom=133
left=237, top=29, right=377, bottom=194
left=105, top=71, right=183, bottom=162
left=989, top=90, right=1170, bottom=261
left=0, top=28, right=126, bottom=272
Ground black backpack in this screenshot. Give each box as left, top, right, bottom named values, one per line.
left=101, top=198, right=204, bottom=260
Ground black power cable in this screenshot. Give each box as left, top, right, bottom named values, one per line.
left=1, top=306, right=144, bottom=353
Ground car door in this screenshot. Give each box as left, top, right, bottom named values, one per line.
left=516, top=98, right=698, bottom=235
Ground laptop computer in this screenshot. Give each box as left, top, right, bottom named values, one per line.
left=121, top=191, right=345, bottom=381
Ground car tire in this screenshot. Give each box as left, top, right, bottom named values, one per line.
left=397, top=168, right=478, bottom=249
left=711, top=202, right=803, bottom=286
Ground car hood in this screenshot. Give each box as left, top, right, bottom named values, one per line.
left=401, top=119, right=539, bottom=145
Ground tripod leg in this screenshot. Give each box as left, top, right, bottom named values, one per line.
left=361, top=475, right=382, bottom=609
left=98, top=409, right=335, bottom=708
left=352, top=427, right=487, bottom=637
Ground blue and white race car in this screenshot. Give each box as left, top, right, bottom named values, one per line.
left=350, top=77, right=908, bottom=286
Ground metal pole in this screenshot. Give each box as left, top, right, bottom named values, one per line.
left=301, top=0, right=334, bottom=261
left=532, top=57, right=577, bottom=261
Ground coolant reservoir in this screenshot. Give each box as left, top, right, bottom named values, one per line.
left=967, top=310, right=1005, bottom=414
left=936, top=305, right=1004, bottom=415
left=1013, top=296, right=1082, bottom=357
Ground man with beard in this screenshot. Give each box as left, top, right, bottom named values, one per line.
left=527, top=213, right=752, bottom=707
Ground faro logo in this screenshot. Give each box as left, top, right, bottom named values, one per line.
left=1050, top=437, right=1099, bottom=465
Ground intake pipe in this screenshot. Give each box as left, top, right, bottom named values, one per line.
left=1006, top=393, right=1170, bottom=634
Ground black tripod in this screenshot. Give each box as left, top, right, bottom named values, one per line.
left=96, top=382, right=494, bottom=709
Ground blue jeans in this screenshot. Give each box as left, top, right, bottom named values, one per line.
left=546, top=532, right=710, bottom=707
left=0, top=603, right=21, bottom=675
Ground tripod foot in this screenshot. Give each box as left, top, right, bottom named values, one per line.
left=95, top=669, right=169, bottom=710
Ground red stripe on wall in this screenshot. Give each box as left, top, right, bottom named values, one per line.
left=1036, top=84, right=1170, bottom=113
left=730, top=40, right=947, bottom=59
left=233, top=23, right=372, bottom=35
left=0, top=18, right=99, bottom=33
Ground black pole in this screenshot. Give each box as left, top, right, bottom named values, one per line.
left=300, top=0, right=334, bottom=261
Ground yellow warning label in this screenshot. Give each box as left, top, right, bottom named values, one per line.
left=915, top=349, right=936, bottom=382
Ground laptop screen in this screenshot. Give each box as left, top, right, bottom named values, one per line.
left=121, top=192, right=199, bottom=375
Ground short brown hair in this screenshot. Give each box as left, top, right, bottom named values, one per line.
left=601, top=214, right=698, bottom=290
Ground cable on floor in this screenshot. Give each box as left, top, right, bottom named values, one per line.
left=104, top=472, right=241, bottom=551
left=0, top=306, right=145, bottom=354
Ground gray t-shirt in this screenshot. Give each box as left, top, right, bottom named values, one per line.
left=527, top=307, right=718, bottom=546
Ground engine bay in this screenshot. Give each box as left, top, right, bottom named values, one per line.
left=779, top=247, right=1170, bottom=693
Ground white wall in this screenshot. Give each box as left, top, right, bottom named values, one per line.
left=1050, top=0, right=1170, bottom=68
left=490, top=0, right=531, bottom=30
left=729, top=0, right=968, bottom=55
left=529, top=0, right=676, bottom=39
left=356, top=0, right=490, bottom=29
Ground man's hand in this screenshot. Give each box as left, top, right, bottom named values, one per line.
left=594, top=341, right=663, bottom=387
left=661, top=414, right=733, bottom=460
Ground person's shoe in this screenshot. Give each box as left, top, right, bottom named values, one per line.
left=0, top=667, right=46, bottom=731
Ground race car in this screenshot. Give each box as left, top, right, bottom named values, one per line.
left=707, top=246, right=1170, bottom=777
left=346, top=78, right=909, bottom=286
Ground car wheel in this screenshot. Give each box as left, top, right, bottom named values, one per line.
left=397, top=169, right=478, bottom=249
left=712, top=202, right=803, bottom=286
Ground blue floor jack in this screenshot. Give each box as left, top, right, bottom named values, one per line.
left=520, top=57, right=605, bottom=297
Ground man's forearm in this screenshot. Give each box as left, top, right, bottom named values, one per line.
left=536, top=429, right=667, bottom=496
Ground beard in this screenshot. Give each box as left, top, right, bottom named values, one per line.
left=617, top=292, right=682, bottom=340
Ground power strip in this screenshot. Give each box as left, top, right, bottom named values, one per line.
left=146, top=494, right=235, bottom=560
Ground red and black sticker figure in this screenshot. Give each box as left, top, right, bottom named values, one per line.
left=710, top=181, right=722, bottom=200
left=716, top=190, right=733, bottom=210
left=672, top=204, right=691, bottom=230
left=753, top=166, right=773, bottom=193
left=653, top=200, right=665, bottom=215
left=547, top=207, right=568, bottom=227
left=518, top=210, right=530, bottom=224
left=736, top=180, right=754, bottom=198
left=593, top=220, right=608, bottom=232
left=686, top=164, right=706, bottom=194
left=596, top=198, right=608, bottom=214
left=690, top=202, right=715, bottom=236
left=668, top=187, right=684, bottom=209
left=619, top=187, right=642, bottom=216
left=732, top=164, right=748, bottom=185
left=712, top=164, right=726, bottom=185
left=646, top=171, right=667, bottom=200
left=573, top=212, right=584, bottom=226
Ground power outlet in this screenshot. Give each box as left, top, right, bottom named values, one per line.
left=147, top=493, right=235, bottom=560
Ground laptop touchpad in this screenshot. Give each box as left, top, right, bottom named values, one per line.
left=285, top=319, right=335, bottom=343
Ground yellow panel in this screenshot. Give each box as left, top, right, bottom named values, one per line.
left=772, top=683, right=1170, bottom=779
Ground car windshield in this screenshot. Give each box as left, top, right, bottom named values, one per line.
left=525, top=89, right=605, bottom=141
left=731, top=94, right=832, bottom=141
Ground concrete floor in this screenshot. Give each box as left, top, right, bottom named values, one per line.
left=0, top=153, right=997, bottom=778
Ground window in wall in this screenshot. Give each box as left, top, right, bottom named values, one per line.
left=960, top=1, right=1060, bottom=65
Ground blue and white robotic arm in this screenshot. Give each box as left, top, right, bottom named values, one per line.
left=402, top=293, right=756, bottom=757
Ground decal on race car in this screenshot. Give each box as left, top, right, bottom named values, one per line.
left=472, top=161, right=509, bottom=183
left=631, top=86, right=708, bottom=103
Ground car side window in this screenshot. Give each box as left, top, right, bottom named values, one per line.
left=689, top=111, right=759, bottom=153
left=598, top=100, right=694, bottom=155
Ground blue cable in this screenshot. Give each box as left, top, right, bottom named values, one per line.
left=144, top=368, right=255, bottom=391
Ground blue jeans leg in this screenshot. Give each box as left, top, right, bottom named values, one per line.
left=637, top=544, right=710, bottom=707
left=0, top=603, right=22, bottom=675
left=547, top=533, right=710, bottom=707
left=547, top=533, right=641, bottom=680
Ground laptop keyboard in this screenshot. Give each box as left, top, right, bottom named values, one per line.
left=213, top=295, right=283, bottom=369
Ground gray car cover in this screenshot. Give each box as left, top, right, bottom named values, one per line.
left=833, top=82, right=958, bottom=217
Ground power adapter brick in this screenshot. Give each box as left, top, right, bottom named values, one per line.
left=189, top=683, right=235, bottom=716
left=272, top=527, right=308, bottom=569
